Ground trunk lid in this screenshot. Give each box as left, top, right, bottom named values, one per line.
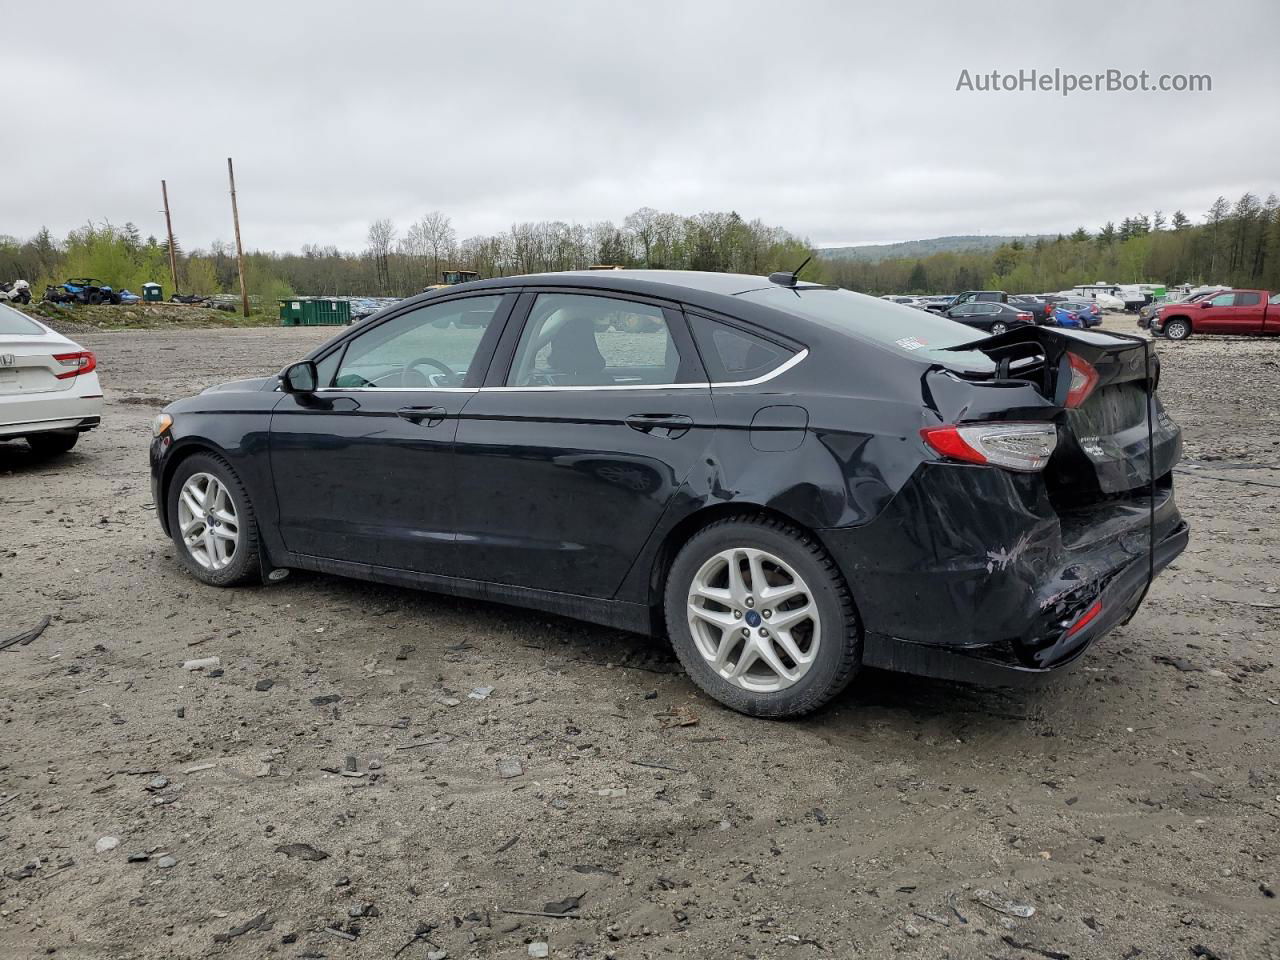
left=0, top=334, right=80, bottom=396
left=938, top=327, right=1181, bottom=505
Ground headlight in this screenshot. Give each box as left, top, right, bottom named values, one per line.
left=152, top=413, right=173, bottom=438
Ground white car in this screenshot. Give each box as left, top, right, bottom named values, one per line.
left=0, top=304, right=102, bottom=455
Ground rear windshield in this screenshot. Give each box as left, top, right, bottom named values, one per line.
left=736, top=286, right=992, bottom=367
left=0, top=304, right=44, bottom=335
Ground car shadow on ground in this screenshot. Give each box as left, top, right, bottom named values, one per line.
left=0, top=442, right=88, bottom=476
left=235, top=564, right=1055, bottom=737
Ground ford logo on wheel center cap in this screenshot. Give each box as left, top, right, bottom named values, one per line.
left=745, top=610, right=762, bottom=627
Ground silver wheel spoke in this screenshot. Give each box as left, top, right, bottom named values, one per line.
left=753, top=638, right=798, bottom=683
left=772, top=628, right=812, bottom=666
left=760, top=581, right=804, bottom=605
left=690, top=605, right=738, bottom=631
left=769, top=602, right=815, bottom=631
left=725, top=552, right=750, bottom=605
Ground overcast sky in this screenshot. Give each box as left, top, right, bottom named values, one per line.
left=4, top=0, right=1277, bottom=252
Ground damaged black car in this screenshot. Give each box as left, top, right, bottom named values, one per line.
left=149, top=270, right=1188, bottom=718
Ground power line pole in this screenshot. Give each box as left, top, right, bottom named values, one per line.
left=161, top=179, right=179, bottom=295
left=226, top=157, right=249, bottom=318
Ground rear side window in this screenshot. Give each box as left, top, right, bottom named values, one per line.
left=1235, top=292, right=1261, bottom=306
left=0, top=305, right=43, bottom=335
left=688, top=314, right=796, bottom=383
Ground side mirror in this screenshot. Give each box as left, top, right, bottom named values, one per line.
left=1200, top=301, right=1212, bottom=308
left=281, top=360, right=319, bottom=393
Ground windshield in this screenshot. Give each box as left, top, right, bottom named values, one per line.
left=736, top=286, right=994, bottom=369
left=0, top=304, right=45, bottom=335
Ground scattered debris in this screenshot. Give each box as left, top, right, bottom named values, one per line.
left=182, top=656, right=220, bottom=671
left=542, top=894, right=582, bottom=916
left=500, top=907, right=581, bottom=920
left=184, top=762, right=216, bottom=774
left=213, top=912, right=269, bottom=943
left=973, top=889, right=1036, bottom=918
left=0, top=615, right=51, bottom=651
left=629, top=759, right=686, bottom=773
left=1153, top=655, right=1203, bottom=673
left=495, top=835, right=521, bottom=854
left=310, top=694, right=341, bottom=706
left=469, top=685, right=494, bottom=700
left=274, top=843, right=330, bottom=861
left=95, top=836, right=119, bottom=854
left=254, top=678, right=275, bottom=692
left=656, top=706, right=699, bottom=728
left=157, top=854, right=177, bottom=869
left=497, top=758, right=525, bottom=779
left=528, top=943, right=550, bottom=958
left=1002, top=935, right=1069, bottom=959
left=324, top=926, right=358, bottom=942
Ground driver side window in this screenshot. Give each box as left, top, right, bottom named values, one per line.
left=331, top=296, right=504, bottom=389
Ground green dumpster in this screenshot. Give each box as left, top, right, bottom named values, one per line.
left=279, top=298, right=350, bottom=326
left=142, top=282, right=163, bottom=302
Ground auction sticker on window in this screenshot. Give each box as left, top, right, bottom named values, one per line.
left=895, top=336, right=927, bottom=351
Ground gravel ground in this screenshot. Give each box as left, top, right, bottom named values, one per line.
left=2, top=318, right=1278, bottom=960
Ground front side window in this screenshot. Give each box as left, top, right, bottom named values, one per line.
left=1208, top=292, right=1235, bottom=307
left=331, top=295, right=504, bottom=388
left=506, top=293, right=689, bottom=387
left=688, top=314, right=796, bottom=383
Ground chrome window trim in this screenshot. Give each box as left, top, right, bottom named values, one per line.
left=477, top=348, right=808, bottom=393
left=302, top=349, right=810, bottom=396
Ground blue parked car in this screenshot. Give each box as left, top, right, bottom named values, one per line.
left=1052, top=306, right=1084, bottom=328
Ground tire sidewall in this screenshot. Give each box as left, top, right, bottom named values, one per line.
left=1165, top=319, right=1190, bottom=340
left=167, top=453, right=259, bottom=586
left=664, top=519, right=860, bottom=718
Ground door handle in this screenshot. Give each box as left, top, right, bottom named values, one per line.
left=397, top=405, right=446, bottom=427
left=625, top=413, right=693, bottom=438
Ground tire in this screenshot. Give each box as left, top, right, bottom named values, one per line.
left=27, top=431, right=79, bottom=456
left=991, top=321, right=1008, bottom=335
left=1163, top=318, right=1191, bottom=341
left=87, top=291, right=103, bottom=305
left=166, top=452, right=262, bottom=587
left=663, top=515, right=861, bottom=718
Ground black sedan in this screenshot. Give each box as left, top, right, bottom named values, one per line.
left=150, top=271, right=1187, bottom=718
left=941, top=300, right=1037, bottom=334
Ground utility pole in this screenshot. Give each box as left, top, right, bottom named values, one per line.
left=227, top=157, right=249, bottom=317
left=161, top=180, right=179, bottom=295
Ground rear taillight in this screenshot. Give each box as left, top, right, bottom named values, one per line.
left=1016, top=312, right=1033, bottom=322
left=1065, top=599, right=1103, bottom=637
left=920, top=422, right=1058, bottom=472
left=53, top=350, right=96, bottom=379
left=1065, top=353, right=1099, bottom=408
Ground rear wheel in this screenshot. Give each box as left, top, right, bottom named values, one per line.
left=663, top=516, right=860, bottom=718
left=86, top=291, right=103, bottom=305
left=991, top=321, right=1009, bottom=335
left=1163, top=318, right=1191, bottom=340
left=167, top=453, right=261, bottom=586
left=27, top=431, right=78, bottom=456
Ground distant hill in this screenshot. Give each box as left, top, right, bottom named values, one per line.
left=818, top=234, right=1055, bottom=263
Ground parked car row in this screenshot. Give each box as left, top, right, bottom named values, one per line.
left=880, top=290, right=1101, bottom=335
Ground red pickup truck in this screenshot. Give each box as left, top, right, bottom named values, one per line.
left=1153, top=289, right=1280, bottom=340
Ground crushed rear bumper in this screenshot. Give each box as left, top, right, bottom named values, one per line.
left=819, top=461, right=1188, bottom=686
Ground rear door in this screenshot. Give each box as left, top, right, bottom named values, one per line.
left=269, top=292, right=515, bottom=573
left=0, top=308, right=81, bottom=402
left=1224, top=291, right=1266, bottom=334
left=450, top=290, right=714, bottom=597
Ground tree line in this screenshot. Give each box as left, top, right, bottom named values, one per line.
left=824, top=192, right=1280, bottom=295
left=2, top=193, right=1277, bottom=302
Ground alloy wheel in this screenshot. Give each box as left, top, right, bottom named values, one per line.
left=177, top=472, right=240, bottom=571
left=686, top=547, right=821, bottom=693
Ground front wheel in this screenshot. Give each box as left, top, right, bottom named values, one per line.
left=664, top=516, right=860, bottom=718
left=1163, top=318, right=1191, bottom=340
left=167, top=453, right=261, bottom=586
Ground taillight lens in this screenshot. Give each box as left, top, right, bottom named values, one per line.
left=921, top=422, right=1058, bottom=472
left=53, top=350, right=97, bottom=379
left=1065, top=353, right=1099, bottom=408
left=1017, top=312, right=1033, bottom=322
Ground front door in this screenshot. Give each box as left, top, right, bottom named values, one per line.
left=269, top=293, right=514, bottom=573
left=1195, top=290, right=1239, bottom=334
left=450, top=291, right=715, bottom=597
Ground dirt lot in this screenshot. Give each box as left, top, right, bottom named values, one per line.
left=2, top=318, right=1278, bottom=960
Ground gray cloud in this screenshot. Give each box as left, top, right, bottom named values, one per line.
left=3, top=0, right=1277, bottom=251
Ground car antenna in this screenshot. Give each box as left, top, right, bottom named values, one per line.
left=768, top=255, right=812, bottom=288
